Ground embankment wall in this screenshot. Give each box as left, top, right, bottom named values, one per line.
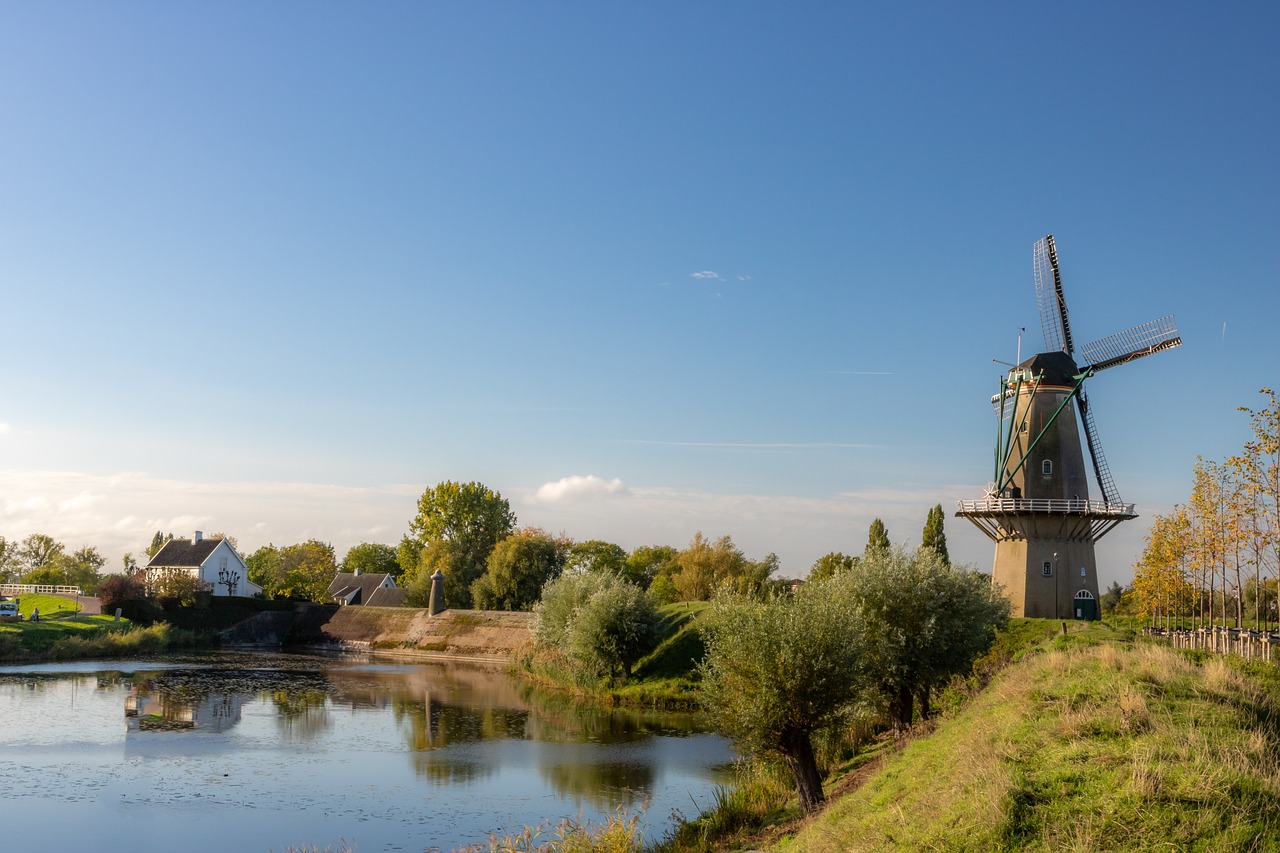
left=302, top=605, right=534, bottom=661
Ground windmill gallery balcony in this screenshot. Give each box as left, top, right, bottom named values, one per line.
left=955, top=496, right=1137, bottom=543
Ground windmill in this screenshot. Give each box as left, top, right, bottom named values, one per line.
left=957, top=235, right=1181, bottom=619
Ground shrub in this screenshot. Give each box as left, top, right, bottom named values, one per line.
left=98, top=573, right=147, bottom=610
left=535, top=572, right=662, bottom=682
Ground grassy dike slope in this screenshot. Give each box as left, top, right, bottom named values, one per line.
left=782, top=638, right=1280, bottom=852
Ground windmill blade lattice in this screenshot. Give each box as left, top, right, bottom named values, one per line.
left=1033, top=235, right=1074, bottom=354
left=1078, top=316, right=1182, bottom=373
left=1075, top=385, right=1121, bottom=504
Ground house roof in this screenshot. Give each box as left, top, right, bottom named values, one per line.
left=327, top=572, right=396, bottom=605
left=366, top=587, right=408, bottom=608
left=147, top=538, right=222, bottom=568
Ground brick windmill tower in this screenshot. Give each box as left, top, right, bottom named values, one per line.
left=957, top=236, right=1181, bottom=619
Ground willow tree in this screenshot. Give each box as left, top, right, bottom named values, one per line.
left=842, top=547, right=1008, bottom=727
left=698, top=579, right=866, bottom=813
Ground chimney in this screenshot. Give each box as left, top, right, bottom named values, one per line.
left=194, top=530, right=203, bottom=543
left=354, top=567, right=362, bottom=576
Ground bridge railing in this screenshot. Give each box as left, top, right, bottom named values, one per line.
left=956, top=498, right=1136, bottom=516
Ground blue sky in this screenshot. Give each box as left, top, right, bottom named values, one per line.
left=0, top=2, right=1275, bottom=586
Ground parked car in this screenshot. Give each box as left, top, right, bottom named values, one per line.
left=0, top=600, right=21, bottom=620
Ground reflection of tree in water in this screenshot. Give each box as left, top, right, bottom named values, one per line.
left=271, top=688, right=332, bottom=740
left=515, top=682, right=701, bottom=744
left=393, top=694, right=531, bottom=784
left=538, top=760, right=654, bottom=810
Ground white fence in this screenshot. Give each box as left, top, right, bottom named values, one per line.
left=0, top=583, right=85, bottom=597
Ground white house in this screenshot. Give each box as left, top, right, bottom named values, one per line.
left=144, top=531, right=263, bottom=597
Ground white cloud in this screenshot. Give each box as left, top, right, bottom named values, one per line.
left=0, top=469, right=419, bottom=566
left=58, top=490, right=101, bottom=512
left=533, top=475, right=630, bottom=503
left=0, top=423, right=11, bottom=435
left=691, top=270, right=722, bottom=280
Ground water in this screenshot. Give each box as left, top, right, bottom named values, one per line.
left=0, top=650, right=734, bottom=852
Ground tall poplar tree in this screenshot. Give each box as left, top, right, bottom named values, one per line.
left=865, top=518, right=891, bottom=556
left=921, top=504, right=950, bottom=565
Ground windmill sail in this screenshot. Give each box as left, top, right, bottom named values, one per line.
left=1079, top=316, right=1182, bottom=372
left=1075, top=385, right=1120, bottom=504
left=1034, top=235, right=1074, bottom=354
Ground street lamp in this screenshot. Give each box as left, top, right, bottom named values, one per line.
left=1053, top=552, right=1059, bottom=619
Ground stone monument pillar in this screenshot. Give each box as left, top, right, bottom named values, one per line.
left=429, top=569, right=446, bottom=616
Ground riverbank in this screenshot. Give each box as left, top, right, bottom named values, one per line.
left=660, top=623, right=1280, bottom=852
left=0, top=616, right=206, bottom=662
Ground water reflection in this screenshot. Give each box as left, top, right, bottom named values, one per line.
left=124, top=668, right=334, bottom=736
left=114, top=657, right=720, bottom=807
left=0, top=652, right=732, bottom=853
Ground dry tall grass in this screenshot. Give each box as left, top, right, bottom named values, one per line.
left=783, top=642, right=1280, bottom=852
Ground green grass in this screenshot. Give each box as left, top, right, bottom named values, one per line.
left=5, top=592, right=88, bottom=619
left=778, top=641, right=1280, bottom=852
left=0, top=614, right=205, bottom=661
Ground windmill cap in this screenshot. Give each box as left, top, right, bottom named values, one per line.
left=1016, top=351, right=1080, bottom=387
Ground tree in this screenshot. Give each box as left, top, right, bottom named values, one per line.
left=471, top=529, right=564, bottom=611
left=534, top=571, right=662, bottom=681
left=17, top=533, right=64, bottom=575
left=570, top=581, right=662, bottom=680
left=396, top=535, right=424, bottom=582
left=407, top=481, right=516, bottom=609
left=40, top=546, right=108, bottom=594
left=670, top=533, right=774, bottom=602
left=145, top=531, right=174, bottom=558
left=1100, top=581, right=1126, bottom=615
left=625, top=544, right=679, bottom=590
left=808, top=551, right=856, bottom=581
left=404, top=539, right=461, bottom=608
left=840, top=547, right=1008, bottom=728
left=0, top=536, right=18, bottom=583
left=153, top=570, right=207, bottom=608
left=246, top=545, right=284, bottom=596
left=277, top=540, right=338, bottom=601
left=566, top=540, right=628, bottom=576
left=1231, top=388, right=1279, bottom=629
left=1132, top=508, right=1195, bottom=627
left=247, top=540, right=337, bottom=601
left=921, top=504, right=950, bottom=565
left=207, top=532, right=239, bottom=550
left=98, top=573, right=148, bottom=610
left=341, top=542, right=400, bottom=578
left=865, top=518, right=891, bottom=556
left=698, top=578, right=867, bottom=813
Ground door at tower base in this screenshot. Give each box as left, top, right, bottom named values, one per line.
left=992, top=538, right=1101, bottom=620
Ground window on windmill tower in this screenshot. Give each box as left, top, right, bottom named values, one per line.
left=1042, top=561, right=1052, bottom=577
left=1042, top=459, right=1053, bottom=475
